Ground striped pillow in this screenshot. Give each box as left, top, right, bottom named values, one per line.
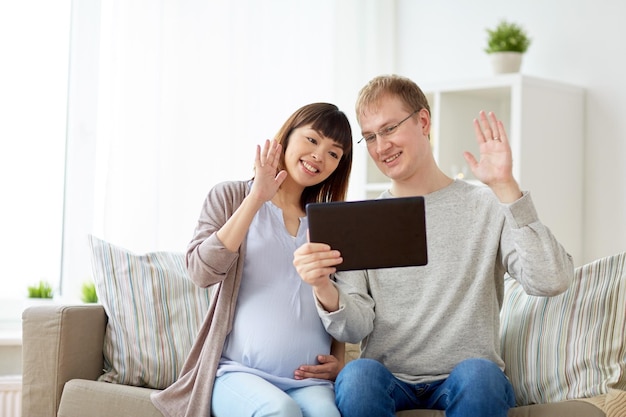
left=501, top=252, right=626, bottom=406
left=88, top=235, right=212, bottom=389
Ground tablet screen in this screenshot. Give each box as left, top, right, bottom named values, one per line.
left=306, top=197, right=428, bottom=271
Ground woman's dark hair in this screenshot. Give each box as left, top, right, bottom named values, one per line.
left=273, top=103, right=353, bottom=209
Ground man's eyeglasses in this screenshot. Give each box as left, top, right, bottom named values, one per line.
left=358, top=109, right=419, bottom=145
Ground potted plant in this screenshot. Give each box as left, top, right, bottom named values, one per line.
left=81, top=281, right=99, bottom=303
left=27, top=280, right=54, bottom=299
left=485, top=20, right=531, bottom=74
left=25, top=280, right=55, bottom=307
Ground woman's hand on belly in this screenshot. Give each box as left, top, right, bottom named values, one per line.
left=293, top=354, right=343, bottom=381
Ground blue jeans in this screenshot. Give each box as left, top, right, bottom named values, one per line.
left=212, top=372, right=340, bottom=417
left=336, top=358, right=516, bottom=417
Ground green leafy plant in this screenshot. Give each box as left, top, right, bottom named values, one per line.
left=81, top=281, right=99, bottom=303
left=27, top=280, right=54, bottom=299
left=485, top=20, right=531, bottom=53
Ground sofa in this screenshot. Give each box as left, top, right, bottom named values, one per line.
left=21, top=237, right=626, bottom=417
left=20, top=304, right=607, bottom=417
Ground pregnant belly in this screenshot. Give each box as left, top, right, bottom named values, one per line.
left=222, top=314, right=331, bottom=378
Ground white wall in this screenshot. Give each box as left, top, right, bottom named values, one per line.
left=396, top=0, right=626, bottom=265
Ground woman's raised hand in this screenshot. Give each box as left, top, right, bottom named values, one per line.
left=250, top=139, right=288, bottom=203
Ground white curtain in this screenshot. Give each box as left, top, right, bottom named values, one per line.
left=93, top=0, right=343, bottom=249
left=62, top=0, right=396, bottom=299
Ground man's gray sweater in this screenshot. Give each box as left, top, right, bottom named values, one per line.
left=318, top=180, right=573, bottom=384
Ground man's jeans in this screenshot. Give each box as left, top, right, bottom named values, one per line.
left=336, top=358, right=516, bottom=417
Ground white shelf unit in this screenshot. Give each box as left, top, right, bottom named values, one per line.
left=362, top=74, right=585, bottom=263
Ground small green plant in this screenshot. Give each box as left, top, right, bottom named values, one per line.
left=485, top=20, right=531, bottom=54
left=27, top=280, right=54, bottom=299
left=81, top=281, right=99, bottom=303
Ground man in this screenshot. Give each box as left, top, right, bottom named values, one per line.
left=293, top=74, right=574, bottom=417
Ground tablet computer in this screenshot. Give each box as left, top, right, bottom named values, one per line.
left=306, top=196, right=428, bottom=271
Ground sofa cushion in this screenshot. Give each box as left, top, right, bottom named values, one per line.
left=501, top=252, right=626, bottom=406
left=58, top=379, right=162, bottom=417
left=88, top=235, right=212, bottom=389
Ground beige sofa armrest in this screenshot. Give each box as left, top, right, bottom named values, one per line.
left=22, top=304, right=106, bottom=417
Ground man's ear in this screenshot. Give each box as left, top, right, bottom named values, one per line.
left=418, top=108, right=431, bottom=136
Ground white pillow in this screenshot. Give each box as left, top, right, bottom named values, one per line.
left=88, top=235, right=211, bottom=389
left=501, top=252, right=626, bottom=405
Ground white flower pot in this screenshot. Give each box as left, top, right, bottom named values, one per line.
left=489, top=52, right=523, bottom=74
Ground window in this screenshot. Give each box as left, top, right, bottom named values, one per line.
left=0, top=1, right=71, bottom=304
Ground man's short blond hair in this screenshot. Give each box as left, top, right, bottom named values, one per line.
left=355, top=74, right=431, bottom=123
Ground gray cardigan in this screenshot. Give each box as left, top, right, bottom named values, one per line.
left=151, top=180, right=250, bottom=417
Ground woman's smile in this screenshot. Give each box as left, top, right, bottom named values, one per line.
left=300, top=160, right=320, bottom=174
